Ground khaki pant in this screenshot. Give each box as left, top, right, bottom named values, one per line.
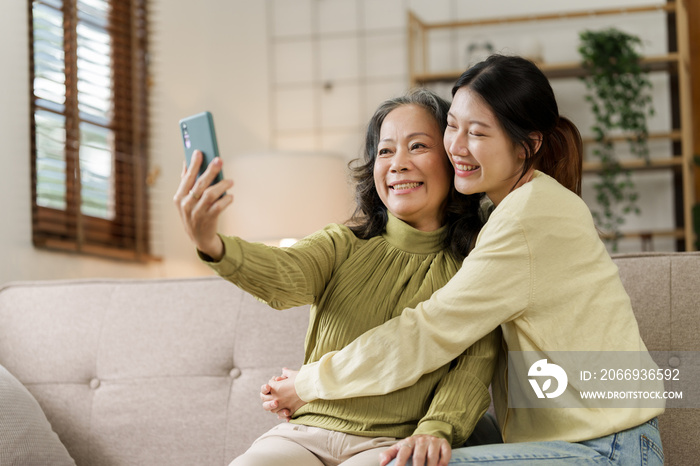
left=230, top=423, right=399, bottom=466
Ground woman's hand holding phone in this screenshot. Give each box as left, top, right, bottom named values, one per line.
left=173, top=149, right=233, bottom=261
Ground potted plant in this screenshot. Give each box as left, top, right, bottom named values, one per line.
left=578, top=28, right=655, bottom=250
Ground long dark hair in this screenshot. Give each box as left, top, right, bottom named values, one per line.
left=452, top=54, right=583, bottom=195
left=348, top=88, right=482, bottom=260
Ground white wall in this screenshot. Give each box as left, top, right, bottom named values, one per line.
left=267, top=0, right=675, bottom=253
left=148, top=0, right=271, bottom=277
left=0, top=0, right=673, bottom=284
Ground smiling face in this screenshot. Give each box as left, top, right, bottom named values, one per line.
left=373, top=104, right=453, bottom=232
left=444, top=87, right=526, bottom=206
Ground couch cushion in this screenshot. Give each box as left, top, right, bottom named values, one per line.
left=612, top=252, right=700, bottom=466
left=613, top=252, right=700, bottom=352
left=0, top=364, right=76, bottom=465
left=0, top=277, right=309, bottom=465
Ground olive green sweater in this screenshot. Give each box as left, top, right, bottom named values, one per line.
left=204, top=214, right=497, bottom=445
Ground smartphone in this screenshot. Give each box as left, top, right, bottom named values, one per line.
left=179, top=111, right=224, bottom=185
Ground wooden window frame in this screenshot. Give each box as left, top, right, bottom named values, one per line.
left=28, top=0, right=150, bottom=261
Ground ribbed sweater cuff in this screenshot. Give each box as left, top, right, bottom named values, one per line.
left=199, top=234, right=244, bottom=277
left=413, top=420, right=453, bottom=443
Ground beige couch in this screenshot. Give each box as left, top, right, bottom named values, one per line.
left=0, top=252, right=698, bottom=465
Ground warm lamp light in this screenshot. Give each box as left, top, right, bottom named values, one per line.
left=224, top=151, right=354, bottom=245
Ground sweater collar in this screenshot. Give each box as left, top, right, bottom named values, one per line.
left=382, top=213, right=447, bottom=254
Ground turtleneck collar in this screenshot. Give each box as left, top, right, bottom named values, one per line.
left=382, top=213, right=447, bottom=254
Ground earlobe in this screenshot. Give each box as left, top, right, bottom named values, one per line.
left=517, top=146, right=527, bottom=160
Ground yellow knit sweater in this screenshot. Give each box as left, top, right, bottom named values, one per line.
left=296, top=172, right=664, bottom=443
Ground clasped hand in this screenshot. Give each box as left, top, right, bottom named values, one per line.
left=260, top=369, right=450, bottom=466
left=260, top=368, right=306, bottom=421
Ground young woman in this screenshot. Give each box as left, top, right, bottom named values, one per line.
left=173, top=89, right=499, bottom=466
left=262, top=55, right=665, bottom=466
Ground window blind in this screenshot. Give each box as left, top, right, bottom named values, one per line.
left=29, top=0, right=150, bottom=261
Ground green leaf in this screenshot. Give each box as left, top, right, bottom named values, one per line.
left=579, top=27, right=653, bottom=241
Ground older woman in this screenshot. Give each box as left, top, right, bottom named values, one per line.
left=174, top=89, right=499, bottom=466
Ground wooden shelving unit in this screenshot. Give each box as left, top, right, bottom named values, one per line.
left=408, top=1, right=696, bottom=251
left=412, top=53, right=680, bottom=84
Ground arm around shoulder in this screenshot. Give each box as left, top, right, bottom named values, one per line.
left=295, top=209, right=530, bottom=401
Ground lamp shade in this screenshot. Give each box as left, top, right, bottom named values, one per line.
left=224, top=151, right=354, bottom=244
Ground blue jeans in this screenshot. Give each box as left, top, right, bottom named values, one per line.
left=390, top=417, right=663, bottom=465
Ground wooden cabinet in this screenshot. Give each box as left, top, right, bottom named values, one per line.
left=408, top=2, right=696, bottom=251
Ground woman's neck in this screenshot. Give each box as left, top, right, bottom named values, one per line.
left=489, top=167, right=536, bottom=207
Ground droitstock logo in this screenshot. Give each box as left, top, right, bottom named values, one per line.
left=528, top=359, right=568, bottom=399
